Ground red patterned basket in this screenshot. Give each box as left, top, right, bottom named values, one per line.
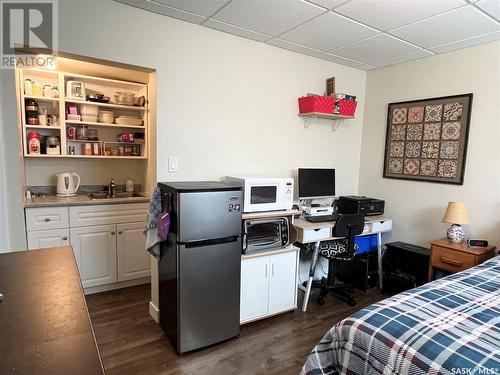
left=338, top=99, right=357, bottom=116
left=298, top=96, right=335, bottom=114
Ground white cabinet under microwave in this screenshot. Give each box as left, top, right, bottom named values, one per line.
left=225, top=177, right=293, bottom=213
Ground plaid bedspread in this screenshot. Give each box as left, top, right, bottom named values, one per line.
left=302, top=255, right=500, bottom=375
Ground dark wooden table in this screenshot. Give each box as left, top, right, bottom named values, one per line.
left=0, top=246, right=104, bottom=374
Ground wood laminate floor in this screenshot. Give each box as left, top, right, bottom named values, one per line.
left=86, top=284, right=385, bottom=375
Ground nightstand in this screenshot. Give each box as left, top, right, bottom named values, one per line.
left=428, top=239, right=496, bottom=282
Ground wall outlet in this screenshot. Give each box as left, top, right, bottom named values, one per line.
left=168, top=157, right=178, bottom=173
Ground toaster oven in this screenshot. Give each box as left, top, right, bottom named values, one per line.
left=242, top=217, right=289, bottom=254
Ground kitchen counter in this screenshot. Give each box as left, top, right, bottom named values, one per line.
left=0, top=246, right=104, bottom=374
left=24, top=192, right=150, bottom=207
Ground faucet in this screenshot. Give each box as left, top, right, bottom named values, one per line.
left=108, top=178, right=116, bottom=198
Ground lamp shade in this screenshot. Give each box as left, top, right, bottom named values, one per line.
left=442, top=202, right=469, bottom=225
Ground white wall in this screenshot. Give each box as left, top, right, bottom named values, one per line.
left=359, top=42, right=500, bottom=248
left=53, top=0, right=366, bottom=195
left=0, top=70, right=26, bottom=252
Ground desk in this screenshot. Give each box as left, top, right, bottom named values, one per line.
left=0, top=246, right=104, bottom=374
left=294, top=215, right=392, bottom=312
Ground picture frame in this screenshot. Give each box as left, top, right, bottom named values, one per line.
left=326, top=77, right=335, bottom=97
left=383, top=93, right=473, bottom=185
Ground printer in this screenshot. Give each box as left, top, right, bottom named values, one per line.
left=336, top=196, right=385, bottom=216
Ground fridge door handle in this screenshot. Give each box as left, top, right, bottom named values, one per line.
left=265, top=263, right=268, bottom=278
left=184, top=235, right=241, bottom=249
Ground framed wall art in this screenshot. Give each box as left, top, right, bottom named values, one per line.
left=383, top=93, right=473, bottom=185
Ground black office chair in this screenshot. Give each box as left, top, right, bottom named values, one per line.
left=317, top=213, right=365, bottom=307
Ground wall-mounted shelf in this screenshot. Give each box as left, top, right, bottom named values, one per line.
left=298, top=112, right=355, bottom=132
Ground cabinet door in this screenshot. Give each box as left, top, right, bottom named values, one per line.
left=240, top=256, right=269, bottom=322
left=27, top=229, right=70, bottom=250
left=117, top=222, right=150, bottom=282
left=70, top=225, right=117, bottom=288
left=268, top=251, right=297, bottom=313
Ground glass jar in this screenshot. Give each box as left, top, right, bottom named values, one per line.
left=77, top=125, right=88, bottom=140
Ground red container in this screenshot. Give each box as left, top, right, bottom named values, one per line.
left=298, top=96, right=335, bottom=114
left=338, top=99, right=357, bottom=116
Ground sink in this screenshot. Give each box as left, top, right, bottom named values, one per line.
left=115, top=192, right=145, bottom=198
left=87, top=192, right=144, bottom=200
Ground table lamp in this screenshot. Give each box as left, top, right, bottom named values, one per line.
left=442, top=202, right=469, bottom=243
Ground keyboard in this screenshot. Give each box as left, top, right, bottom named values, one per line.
left=304, top=213, right=340, bottom=223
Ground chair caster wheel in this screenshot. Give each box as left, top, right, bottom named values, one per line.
left=347, top=299, right=356, bottom=307
left=317, top=297, right=325, bottom=306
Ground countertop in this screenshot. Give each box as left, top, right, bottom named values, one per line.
left=0, top=246, right=104, bottom=374
left=24, top=193, right=150, bottom=208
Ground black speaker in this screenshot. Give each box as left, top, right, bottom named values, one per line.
left=382, top=242, right=430, bottom=294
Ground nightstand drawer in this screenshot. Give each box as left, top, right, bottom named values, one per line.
left=431, top=245, right=475, bottom=273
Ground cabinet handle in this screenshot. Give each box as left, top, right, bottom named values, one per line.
left=44, top=217, right=51, bottom=222
left=62, top=236, right=68, bottom=241
left=271, top=263, right=274, bottom=277
left=440, top=256, right=463, bottom=267
left=265, top=264, right=268, bottom=278
left=111, top=231, right=116, bottom=235
left=118, top=231, right=123, bottom=235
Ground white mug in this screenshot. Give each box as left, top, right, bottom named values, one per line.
left=38, top=114, right=47, bottom=126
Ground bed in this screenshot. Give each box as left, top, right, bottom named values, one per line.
left=302, top=255, right=500, bottom=375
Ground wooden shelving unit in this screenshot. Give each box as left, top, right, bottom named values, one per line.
left=298, top=112, right=356, bottom=132
left=17, top=68, right=149, bottom=159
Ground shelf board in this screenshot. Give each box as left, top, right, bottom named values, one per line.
left=65, top=99, right=146, bottom=111
left=65, top=120, right=145, bottom=129
left=64, top=155, right=146, bottom=160
left=23, top=95, right=59, bottom=102
left=298, top=112, right=355, bottom=120
left=24, top=154, right=62, bottom=158
left=24, top=154, right=146, bottom=160
left=67, top=139, right=101, bottom=143
left=63, top=72, right=146, bottom=88
left=25, top=125, right=61, bottom=130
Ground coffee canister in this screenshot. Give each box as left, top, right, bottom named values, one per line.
left=27, top=131, right=41, bottom=154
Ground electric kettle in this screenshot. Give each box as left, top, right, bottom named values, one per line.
left=56, top=172, right=80, bottom=196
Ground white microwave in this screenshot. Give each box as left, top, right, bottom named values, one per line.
left=225, top=177, right=294, bottom=213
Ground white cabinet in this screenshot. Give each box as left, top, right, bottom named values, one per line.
left=70, top=225, right=117, bottom=288
left=26, top=203, right=150, bottom=291
left=240, top=249, right=299, bottom=324
left=268, top=251, right=298, bottom=313
left=117, top=222, right=150, bottom=281
left=27, top=228, right=70, bottom=250
left=240, top=256, right=270, bottom=321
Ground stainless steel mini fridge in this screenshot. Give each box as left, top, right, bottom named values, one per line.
left=158, top=181, right=242, bottom=354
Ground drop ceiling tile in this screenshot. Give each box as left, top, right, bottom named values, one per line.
left=211, top=0, right=325, bottom=36
left=320, top=52, right=377, bottom=70
left=266, top=39, right=324, bottom=57
left=304, top=0, right=351, bottom=10
left=280, top=12, right=378, bottom=51
left=332, top=34, right=422, bottom=63
left=430, top=30, right=500, bottom=53
left=334, top=0, right=466, bottom=31
left=115, top=0, right=207, bottom=23
left=372, top=50, right=434, bottom=67
left=391, top=6, right=500, bottom=48
left=476, top=0, right=500, bottom=20
left=203, top=19, right=272, bottom=42
left=153, top=0, right=229, bottom=16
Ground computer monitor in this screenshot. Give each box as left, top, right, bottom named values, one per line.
left=298, top=168, right=335, bottom=199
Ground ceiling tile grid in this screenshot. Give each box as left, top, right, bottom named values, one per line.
left=115, top=0, right=500, bottom=70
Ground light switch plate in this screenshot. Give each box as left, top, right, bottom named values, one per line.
left=168, top=157, right=178, bottom=173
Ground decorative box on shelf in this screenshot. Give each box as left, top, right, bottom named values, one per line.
left=298, top=95, right=357, bottom=117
